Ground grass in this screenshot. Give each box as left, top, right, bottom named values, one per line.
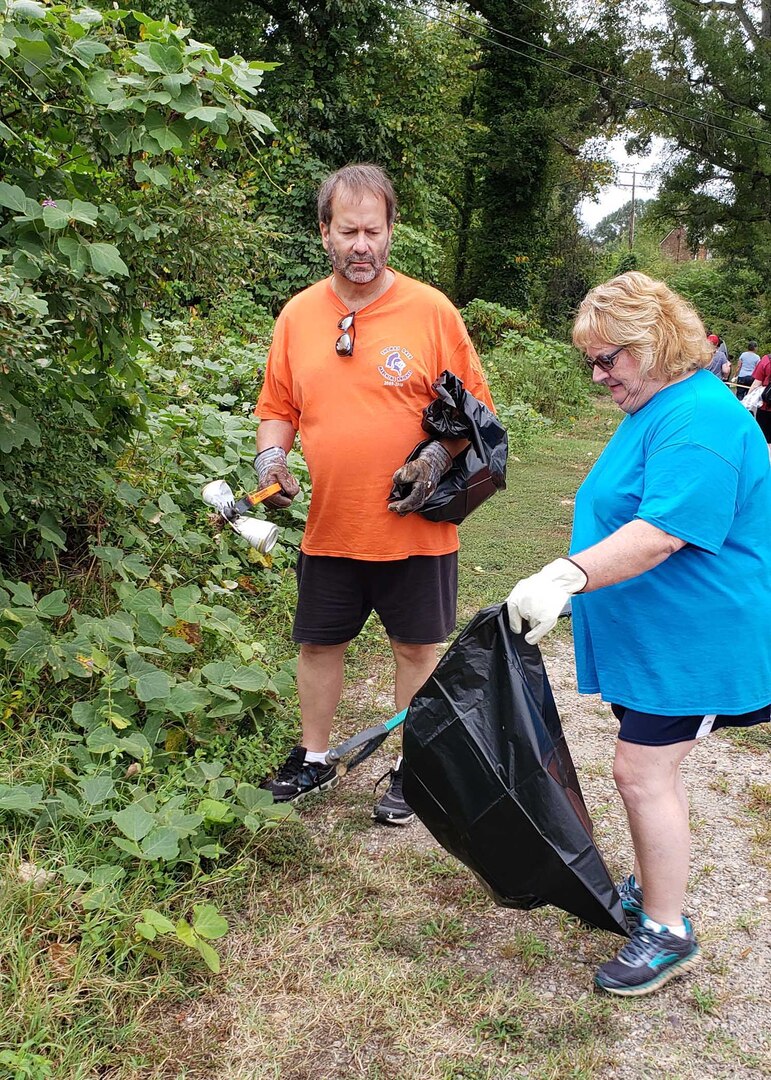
left=4, top=393, right=771, bottom=1078
left=742, top=781, right=771, bottom=867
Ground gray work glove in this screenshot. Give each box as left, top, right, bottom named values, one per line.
left=388, top=441, right=453, bottom=516
left=253, top=446, right=300, bottom=508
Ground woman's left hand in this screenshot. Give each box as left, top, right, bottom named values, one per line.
left=506, top=558, right=588, bottom=644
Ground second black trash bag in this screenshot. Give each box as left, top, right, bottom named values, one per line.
left=390, top=370, right=508, bottom=525
left=402, top=604, right=629, bottom=937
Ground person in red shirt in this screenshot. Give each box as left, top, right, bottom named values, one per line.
left=255, top=164, right=493, bottom=824
left=748, top=352, right=771, bottom=461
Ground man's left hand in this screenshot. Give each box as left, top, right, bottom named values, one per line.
left=388, top=441, right=453, bottom=516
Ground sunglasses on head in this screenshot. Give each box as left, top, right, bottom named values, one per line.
left=335, top=311, right=355, bottom=356
left=584, top=345, right=624, bottom=371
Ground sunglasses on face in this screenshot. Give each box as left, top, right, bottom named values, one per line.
left=584, top=345, right=624, bottom=371
left=335, top=311, right=355, bottom=356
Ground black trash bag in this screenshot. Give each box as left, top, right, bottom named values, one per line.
left=390, top=370, right=508, bottom=525
left=403, top=604, right=629, bottom=936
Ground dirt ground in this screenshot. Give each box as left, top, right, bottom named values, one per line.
left=302, top=637, right=771, bottom=1079
left=147, top=632, right=771, bottom=1080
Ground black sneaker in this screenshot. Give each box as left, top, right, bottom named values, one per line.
left=595, top=918, right=700, bottom=996
left=261, top=746, right=339, bottom=804
left=617, top=873, right=644, bottom=923
left=372, top=763, right=416, bottom=826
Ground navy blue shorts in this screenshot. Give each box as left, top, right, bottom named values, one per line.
left=611, top=703, right=771, bottom=746
left=292, top=552, right=457, bottom=646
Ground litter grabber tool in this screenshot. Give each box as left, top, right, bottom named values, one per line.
left=201, top=479, right=282, bottom=553
left=325, top=708, right=407, bottom=776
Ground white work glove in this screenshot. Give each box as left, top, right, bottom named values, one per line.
left=253, top=446, right=300, bottom=508
left=506, top=558, right=588, bottom=644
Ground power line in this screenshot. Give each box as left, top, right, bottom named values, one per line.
left=419, top=1, right=771, bottom=151
left=431, top=0, right=768, bottom=138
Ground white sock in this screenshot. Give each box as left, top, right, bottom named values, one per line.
left=395, top=755, right=403, bottom=770
left=642, top=915, right=687, bottom=938
left=304, top=750, right=328, bottom=763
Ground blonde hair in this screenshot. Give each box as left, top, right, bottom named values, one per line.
left=572, top=271, right=713, bottom=381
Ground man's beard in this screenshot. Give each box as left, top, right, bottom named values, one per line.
left=327, top=241, right=390, bottom=284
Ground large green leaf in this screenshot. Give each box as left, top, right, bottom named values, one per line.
left=78, top=776, right=116, bottom=806
left=70, top=38, right=110, bottom=66
left=196, top=798, right=234, bottom=824
left=112, top=804, right=154, bottom=842
left=42, top=204, right=70, bottom=230
left=69, top=199, right=99, bottom=225
left=185, top=106, right=228, bottom=124
left=193, top=904, right=228, bottom=940
left=171, top=584, right=202, bottom=621
left=0, top=784, right=44, bottom=813
left=230, top=665, right=268, bottom=692
left=200, top=661, right=236, bottom=685
left=140, top=908, right=175, bottom=935
left=195, top=938, right=221, bottom=974
left=87, top=242, right=129, bottom=277
left=134, top=668, right=172, bottom=702
left=36, top=591, right=68, bottom=618
left=140, top=827, right=179, bottom=861
left=132, top=42, right=184, bottom=75
left=0, top=404, right=41, bottom=452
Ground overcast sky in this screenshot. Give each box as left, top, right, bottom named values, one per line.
left=577, top=135, right=668, bottom=231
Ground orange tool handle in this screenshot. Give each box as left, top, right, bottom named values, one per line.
left=242, top=482, right=281, bottom=507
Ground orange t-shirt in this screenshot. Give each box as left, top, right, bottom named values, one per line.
left=255, top=271, right=494, bottom=560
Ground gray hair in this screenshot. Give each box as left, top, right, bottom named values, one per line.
left=317, top=164, right=397, bottom=227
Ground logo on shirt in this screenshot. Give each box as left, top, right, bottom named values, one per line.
left=378, top=345, right=414, bottom=385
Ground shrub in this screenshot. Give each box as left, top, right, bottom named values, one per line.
left=461, top=299, right=537, bottom=354
left=485, top=330, right=589, bottom=422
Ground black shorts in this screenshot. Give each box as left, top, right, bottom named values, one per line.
left=611, top=703, right=770, bottom=746
left=292, top=552, right=457, bottom=646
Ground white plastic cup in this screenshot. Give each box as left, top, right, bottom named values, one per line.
left=201, top=480, right=235, bottom=513
left=230, top=516, right=279, bottom=553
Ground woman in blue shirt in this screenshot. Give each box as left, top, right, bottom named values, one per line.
left=506, top=271, right=771, bottom=997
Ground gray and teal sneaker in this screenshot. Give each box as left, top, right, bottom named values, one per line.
left=595, top=917, right=700, bottom=996
left=372, top=763, right=416, bottom=826
left=617, top=874, right=644, bottom=923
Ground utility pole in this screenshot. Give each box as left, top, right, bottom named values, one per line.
left=628, top=170, right=636, bottom=250
left=614, top=169, right=654, bottom=250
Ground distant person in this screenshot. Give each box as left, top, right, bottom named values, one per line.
left=506, top=272, right=771, bottom=996
left=736, top=341, right=761, bottom=400
left=706, top=334, right=730, bottom=381
left=748, top=352, right=771, bottom=460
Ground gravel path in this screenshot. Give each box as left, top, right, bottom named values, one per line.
left=337, top=636, right=771, bottom=1078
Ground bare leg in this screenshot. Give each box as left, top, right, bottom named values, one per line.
left=613, top=738, right=696, bottom=926
left=390, top=640, right=439, bottom=713
left=296, top=641, right=350, bottom=752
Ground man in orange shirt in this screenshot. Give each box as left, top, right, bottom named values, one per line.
left=255, top=164, right=493, bottom=824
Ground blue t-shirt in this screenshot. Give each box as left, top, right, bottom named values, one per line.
left=738, top=351, right=760, bottom=378
left=570, top=369, right=771, bottom=715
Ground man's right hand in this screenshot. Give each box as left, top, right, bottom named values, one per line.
left=253, top=447, right=300, bottom=508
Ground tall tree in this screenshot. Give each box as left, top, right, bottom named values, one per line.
left=626, top=1, right=771, bottom=263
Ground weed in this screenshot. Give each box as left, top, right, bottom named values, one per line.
left=500, top=929, right=552, bottom=971
left=735, top=912, right=761, bottom=934
left=418, top=914, right=473, bottom=951
left=721, top=724, right=771, bottom=753
left=692, top=984, right=720, bottom=1015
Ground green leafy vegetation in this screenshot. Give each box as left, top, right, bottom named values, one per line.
left=1, top=0, right=769, bottom=1074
